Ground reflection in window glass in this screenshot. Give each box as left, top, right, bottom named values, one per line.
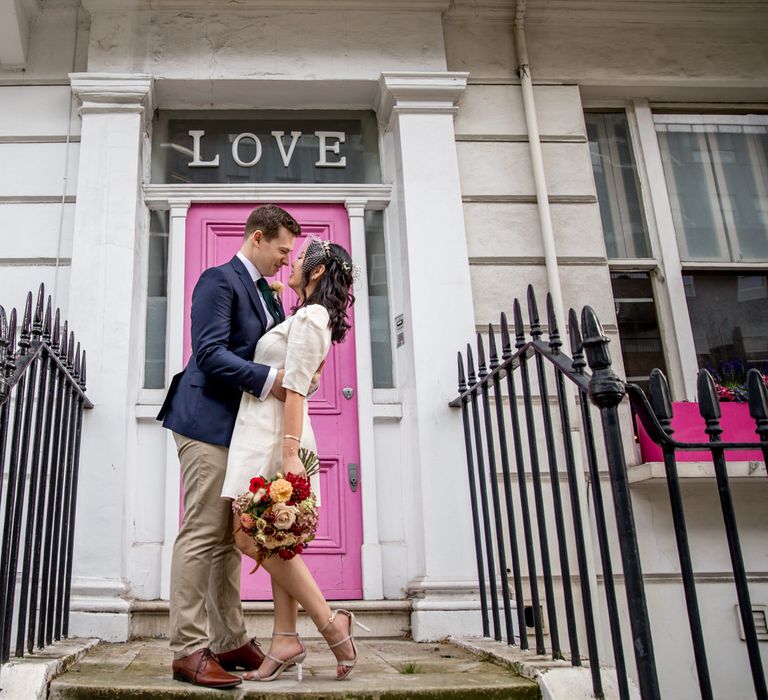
left=610, top=271, right=667, bottom=394
left=365, top=211, right=394, bottom=388
left=585, top=112, right=651, bottom=258
left=682, top=271, right=768, bottom=374
left=144, top=211, right=169, bottom=389
left=656, top=118, right=768, bottom=262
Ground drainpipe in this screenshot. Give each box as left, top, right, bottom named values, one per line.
left=514, top=0, right=603, bottom=659
left=514, top=0, right=566, bottom=336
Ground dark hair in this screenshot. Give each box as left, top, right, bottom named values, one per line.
left=244, top=205, right=301, bottom=240
left=296, top=243, right=355, bottom=343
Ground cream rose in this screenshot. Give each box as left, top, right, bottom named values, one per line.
left=271, top=503, right=299, bottom=531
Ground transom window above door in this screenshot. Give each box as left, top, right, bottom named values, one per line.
left=151, top=110, right=381, bottom=185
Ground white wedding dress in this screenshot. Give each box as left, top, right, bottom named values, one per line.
left=222, top=304, right=331, bottom=501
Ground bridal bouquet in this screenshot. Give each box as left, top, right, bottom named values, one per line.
left=232, top=448, right=320, bottom=567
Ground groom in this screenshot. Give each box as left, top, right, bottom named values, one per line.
left=157, top=204, right=301, bottom=688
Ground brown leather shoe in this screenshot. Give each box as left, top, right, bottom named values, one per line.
left=215, top=638, right=265, bottom=672
left=171, top=648, right=242, bottom=688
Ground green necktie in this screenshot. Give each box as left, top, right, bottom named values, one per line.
left=256, top=277, right=282, bottom=324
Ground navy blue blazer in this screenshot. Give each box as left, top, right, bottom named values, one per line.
left=157, top=255, right=284, bottom=446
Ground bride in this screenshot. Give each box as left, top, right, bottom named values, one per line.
left=221, top=236, right=366, bottom=682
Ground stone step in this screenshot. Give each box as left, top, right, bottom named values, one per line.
left=49, top=638, right=539, bottom=700
left=130, top=600, right=412, bottom=640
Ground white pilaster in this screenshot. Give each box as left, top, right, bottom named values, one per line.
left=377, top=72, right=482, bottom=639
left=345, top=199, right=384, bottom=600
left=159, top=198, right=190, bottom=599
left=66, top=73, right=154, bottom=641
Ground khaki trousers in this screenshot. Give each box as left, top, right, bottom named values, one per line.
left=169, top=432, right=249, bottom=659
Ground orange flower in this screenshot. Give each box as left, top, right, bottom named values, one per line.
left=269, top=478, right=293, bottom=503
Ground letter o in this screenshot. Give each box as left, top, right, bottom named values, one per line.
left=232, top=132, right=262, bottom=167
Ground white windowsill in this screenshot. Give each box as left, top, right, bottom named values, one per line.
left=628, top=460, right=767, bottom=484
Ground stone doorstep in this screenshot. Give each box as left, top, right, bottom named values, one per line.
left=0, top=637, right=99, bottom=700
left=451, top=637, right=641, bottom=700
left=130, top=600, right=412, bottom=640
left=48, top=637, right=539, bottom=700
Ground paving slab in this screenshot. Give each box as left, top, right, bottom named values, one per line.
left=48, top=638, right=539, bottom=699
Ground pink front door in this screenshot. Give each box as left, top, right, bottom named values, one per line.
left=183, top=203, right=363, bottom=599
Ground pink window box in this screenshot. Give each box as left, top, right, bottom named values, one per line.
left=636, top=401, right=765, bottom=463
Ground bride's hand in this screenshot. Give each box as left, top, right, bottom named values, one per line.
left=282, top=453, right=307, bottom=480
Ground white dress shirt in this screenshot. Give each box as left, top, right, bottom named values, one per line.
left=236, top=251, right=278, bottom=401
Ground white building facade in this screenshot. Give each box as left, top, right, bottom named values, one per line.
left=1, top=1, right=766, bottom=698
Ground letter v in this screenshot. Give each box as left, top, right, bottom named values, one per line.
left=271, top=131, right=302, bottom=167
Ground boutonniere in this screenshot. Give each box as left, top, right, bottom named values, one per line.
left=269, top=280, right=284, bottom=302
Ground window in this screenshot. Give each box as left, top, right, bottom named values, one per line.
left=587, top=111, right=667, bottom=390
left=585, top=112, right=652, bottom=259
left=682, top=271, right=768, bottom=370
left=655, top=115, right=768, bottom=262
left=610, top=271, right=668, bottom=393
left=365, top=210, right=394, bottom=388
left=143, top=211, right=169, bottom=389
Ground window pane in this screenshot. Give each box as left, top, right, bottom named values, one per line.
left=683, top=271, right=768, bottom=375
left=610, top=271, right=667, bottom=394
left=364, top=210, right=394, bottom=388
left=586, top=112, right=651, bottom=258
left=144, top=210, right=169, bottom=389
left=655, top=119, right=768, bottom=262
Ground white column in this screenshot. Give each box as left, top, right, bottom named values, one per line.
left=345, top=199, right=384, bottom=600
left=159, top=198, right=190, bottom=599
left=67, top=73, right=153, bottom=641
left=377, top=72, right=481, bottom=639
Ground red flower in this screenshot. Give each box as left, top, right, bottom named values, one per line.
left=285, top=472, right=311, bottom=502
left=278, top=549, right=295, bottom=560
left=249, top=476, right=266, bottom=493
left=292, top=543, right=304, bottom=555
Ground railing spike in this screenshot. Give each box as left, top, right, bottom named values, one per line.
left=43, top=297, right=52, bottom=340
left=527, top=285, right=541, bottom=339
left=457, top=352, right=467, bottom=392
left=500, top=312, right=512, bottom=360
left=19, top=291, right=33, bottom=350
left=67, top=331, right=75, bottom=368
left=32, top=284, right=45, bottom=339
left=7, top=308, right=18, bottom=361
left=746, top=369, right=768, bottom=424
left=73, top=343, right=82, bottom=380
left=546, top=292, right=561, bottom=353
left=52, top=309, right=61, bottom=351
left=513, top=298, right=526, bottom=349
left=477, top=333, right=488, bottom=379
left=648, top=369, right=674, bottom=434
left=696, top=369, right=722, bottom=439
left=568, top=308, right=582, bottom=355
left=0, top=306, right=7, bottom=371
left=466, top=343, right=477, bottom=383
left=488, top=323, right=499, bottom=369
left=60, top=320, right=69, bottom=358
left=80, top=350, right=87, bottom=390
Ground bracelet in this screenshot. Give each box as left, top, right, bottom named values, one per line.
left=283, top=434, right=301, bottom=443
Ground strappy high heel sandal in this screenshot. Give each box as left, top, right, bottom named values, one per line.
left=243, top=632, right=306, bottom=683
left=318, top=609, right=370, bottom=680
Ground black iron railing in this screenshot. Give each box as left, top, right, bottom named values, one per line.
left=0, top=283, right=92, bottom=666
left=450, top=285, right=768, bottom=700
